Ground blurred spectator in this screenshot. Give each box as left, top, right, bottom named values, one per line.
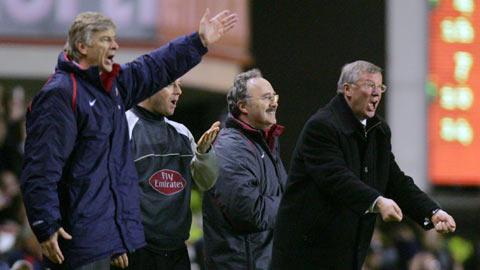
left=393, top=224, right=422, bottom=269
left=422, top=229, right=454, bottom=269
left=3, top=119, right=25, bottom=176
left=0, top=118, right=7, bottom=173
left=0, top=84, right=5, bottom=117
left=0, top=171, right=23, bottom=224
left=10, top=259, right=33, bottom=270
left=409, top=251, right=441, bottom=270
left=7, top=226, right=42, bottom=270
left=7, top=86, right=26, bottom=123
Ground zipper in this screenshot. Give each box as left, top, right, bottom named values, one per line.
left=365, top=121, right=382, bottom=136
left=245, top=236, right=254, bottom=270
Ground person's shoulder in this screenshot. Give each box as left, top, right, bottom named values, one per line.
left=216, top=127, right=260, bottom=155
left=39, top=71, right=74, bottom=96
left=304, top=106, right=337, bottom=131
left=165, top=118, right=193, bottom=139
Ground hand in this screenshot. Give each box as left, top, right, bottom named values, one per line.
left=111, top=253, right=129, bottom=269
left=198, top=9, right=238, bottom=47
left=376, top=196, right=403, bottom=222
left=40, top=227, right=72, bottom=264
left=197, top=121, right=221, bottom=154
left=431, top=209, right=456, bottom=233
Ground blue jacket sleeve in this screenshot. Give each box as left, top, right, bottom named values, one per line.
left=20, top=82, right=77, bottom=242
left=117, top=32, right=208, bottom=110
left=212, top=136, right=280, bottom=233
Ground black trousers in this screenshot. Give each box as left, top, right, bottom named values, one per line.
left=112, top=246, right=191, bottom=270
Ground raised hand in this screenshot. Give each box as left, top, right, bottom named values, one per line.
left=376, top=196, right=403, bottom=222
left=197, top=121, right=221, bottom=154
left=431, top=209, right=456, bottom=233
left=40, top=227, right=72, bottom=264
left=198, top=9, right=238, bottom=47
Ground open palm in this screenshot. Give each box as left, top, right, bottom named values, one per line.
left=199, top=9, right=238, bottom=47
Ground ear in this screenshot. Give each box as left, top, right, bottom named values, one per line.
left=76, top=42, right=88, bottom=56
left=343, top=83, right=353, bottom=98
left=237, top=100, right=249, bottom=115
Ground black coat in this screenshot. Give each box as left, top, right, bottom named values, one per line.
left=272, top=94, right=439, bottom=270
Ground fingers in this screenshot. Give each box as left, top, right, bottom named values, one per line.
left=210, top=9, right=231, bottom=22
left=210, top=121, right=221, bottom=130
left=41, top=236, right=64, bottom=264
left=197, top=121, right=221, bottom=153
left=392, top=203, right=403, bottom=221
left=222, top=14, right=238, bottom=32
left=378, top=197, right=403, bottom=222
left=111, top=253, right=129, bottom=269
left=209, top=10, right=238, bottom=33
left=201, top=8, right=210, bottom=23
left=434, top=213, right=456, bottom=233
left=58, top=228, right=73, bottom=240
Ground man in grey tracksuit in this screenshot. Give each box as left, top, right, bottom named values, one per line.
left=125, top=79, right=220, bottom=270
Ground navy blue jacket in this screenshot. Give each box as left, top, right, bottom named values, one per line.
left=20, top=33, right=207, bottom=269
left=202, top=116, right=287, bottom=270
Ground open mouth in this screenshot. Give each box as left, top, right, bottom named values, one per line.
left=368, top=100, right=378, bottom=111
left=266, top=109, right=276, bottom=114
left=106, top=54, right=115, bottom=64
left=170, top=99, right=178, bottom=106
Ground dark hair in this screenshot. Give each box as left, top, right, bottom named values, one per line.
left=227, top=69, right=263, bottom=117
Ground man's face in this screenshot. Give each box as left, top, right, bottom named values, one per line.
left=80, top=28, right=118, bottom=72
left=241, top=77, right=278, bottom=129
left=148, top=79, right=182, bottom=116
left=344, top=72, right=383, bottom=120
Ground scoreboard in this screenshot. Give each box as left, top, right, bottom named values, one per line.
left=428, top=0, right=480, bottom=185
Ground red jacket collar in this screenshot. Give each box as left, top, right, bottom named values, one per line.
left=229, top=116, right=285, bottom=152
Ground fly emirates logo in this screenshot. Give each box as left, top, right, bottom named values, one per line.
left=148, top=169, right=186, bottom=196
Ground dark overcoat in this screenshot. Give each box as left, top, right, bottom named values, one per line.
left=272, top=94, right=439, bottom=270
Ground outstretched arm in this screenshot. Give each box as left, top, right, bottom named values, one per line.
left=198, top=9, right=238, bottom=47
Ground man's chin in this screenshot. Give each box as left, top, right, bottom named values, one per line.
left=101, top=65, right=113, bottom=73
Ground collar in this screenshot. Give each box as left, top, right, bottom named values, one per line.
left=57, top=52, right=121, bottom=93
left=226, top=115, right=284, bottom=151
left=329, top=94, right=382, bottom=135
left=133, top=105, right=166, bottom=122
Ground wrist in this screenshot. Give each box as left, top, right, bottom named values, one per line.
left=430, top=208, right=441, bottom=221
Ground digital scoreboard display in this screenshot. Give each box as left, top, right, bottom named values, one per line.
left=428, top=0, right=480, bottom=185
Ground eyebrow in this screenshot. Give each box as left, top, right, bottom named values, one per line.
left=262, top=92, right=276, bottom=97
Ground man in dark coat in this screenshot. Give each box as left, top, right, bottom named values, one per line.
left=20, top=10, right=237, bottom=270
left=202, top=69, right=287, bottom=269
left=271, top=60, right=456, bottom=270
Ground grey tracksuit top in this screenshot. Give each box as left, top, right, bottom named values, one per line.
left=126, top=105, right=217, bottom=252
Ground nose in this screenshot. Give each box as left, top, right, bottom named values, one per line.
left=112, top=39, right=119, bottom=50
left=371, top=88, right=381, bottom=96
left=270, top=98, right=278, bottom=108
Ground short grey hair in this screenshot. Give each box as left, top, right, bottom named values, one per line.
left=227, top=69, right=263, bottom=117
left=336, top=60, right=383, bottom=93
left=64, top=12, right=116, bottom=62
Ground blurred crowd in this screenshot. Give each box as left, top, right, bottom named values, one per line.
left=0, top=84, right=42, bottom=270
left=363, top=220, right=478, bottom=270
left=0, top=83, right=478, bottom=269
